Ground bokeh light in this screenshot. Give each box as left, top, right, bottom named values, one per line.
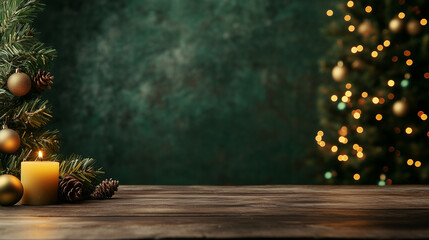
left=353, top=173, right=360, bottom=180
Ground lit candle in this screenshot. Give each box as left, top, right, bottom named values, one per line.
left=20, top=151, right=59, bottom=205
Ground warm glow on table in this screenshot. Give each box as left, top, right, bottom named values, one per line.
left=21, top=161, right=59, bottom=205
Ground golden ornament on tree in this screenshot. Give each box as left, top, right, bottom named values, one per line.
left=406, top=19, right=421, bottom=35
left=392, top=99, right=408, bottom=117
left=0, top=125, right=21, bottom=153
left=0, top=174, right=23, bottom=206
left=7, top=68, right=31, bottom=97
left=389, top=17, right=404, bottom=33
left=332, top=61, right=348, bottom=82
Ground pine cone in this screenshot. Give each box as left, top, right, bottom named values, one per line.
left=32, top=70, right=54, bottom=92
left=91, top=178, right=119, bottom=200
left=58, top=176, right=83, bottom=203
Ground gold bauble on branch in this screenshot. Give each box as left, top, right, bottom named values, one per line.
left=332, top=61, right=348, bottom=82
left=358, top=20, right=375, bottom=37
left=407, top=19, right=421, bottom=35
left=0, top=174, right=23, bottom=206
left=392, top=99, right=408, bottom=117
left=389, top=17, right=404, bottom=33
left=0, top=126, right=21, bottom=154
left=7, top=69, right=31, bottom=97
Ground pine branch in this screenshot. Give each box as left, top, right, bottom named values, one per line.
left=24, top=106, right=50, bottom=127
left=0, top=88, right=14, bottom=103
left=59, top=155, right=104, bottom=192
left=0, top=148, right=32, bottom=177
left=0, top=98, right=53, bottom=130
left=0, top=1, right=56, bottom=83
left=0, top=0, right=43, bottom=36
left=0, top=42, right=56, bottom=74
left=20, top=129, right=60, bottom=151
left=0, top=23, right=33, bottom=51
left=13, top=98, right=52, bottom=128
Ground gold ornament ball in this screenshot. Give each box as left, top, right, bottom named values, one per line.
left=358, top=20, right=374, bottom=37
left=332, top=64, right=348, bottom=82
left=0, top=128, right=21, bottom=153
left=389, top=17, right=404, bottom=33
left=0, top=174, right=23, bottom=206
left=7, top=70, right=31, bottom=97
left=407, top=19, right=421, bottom=35
left=392, top=99, right=408, bottom=117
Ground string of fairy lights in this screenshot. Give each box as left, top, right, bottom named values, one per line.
left=317, top=0, right=428, bottom=185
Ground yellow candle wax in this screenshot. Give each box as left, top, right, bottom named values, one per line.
left=20, top=161, right=59, bottom=205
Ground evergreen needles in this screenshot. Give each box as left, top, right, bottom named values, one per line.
left=59, top=155, right=104, bottom=191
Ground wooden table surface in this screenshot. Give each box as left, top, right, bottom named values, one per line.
left=0, top=185, right=428, bottom=239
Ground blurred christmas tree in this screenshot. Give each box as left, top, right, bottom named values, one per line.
left=315, top=0, right=429, bottom=184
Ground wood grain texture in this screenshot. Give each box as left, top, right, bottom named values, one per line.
left=0, top=185, right=429, bottom=239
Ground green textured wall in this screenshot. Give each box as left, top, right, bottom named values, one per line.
left=35, top=0, right=335, bottom=185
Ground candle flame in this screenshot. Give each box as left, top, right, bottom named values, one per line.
left=38, top=150, right=43, bottom=159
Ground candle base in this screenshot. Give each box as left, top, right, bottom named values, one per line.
left=20, top=187, right=59, bottom=205
left=20, top=161, right=59, bottom=206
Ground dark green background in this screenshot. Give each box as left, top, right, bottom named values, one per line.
left=35, top=0, right=335, bottom=185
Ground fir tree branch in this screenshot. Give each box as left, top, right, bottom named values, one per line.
left=0, top=98, right=52, bottom=130
left=0, top=88, right=14, bottom=103
left=0, top=23, right=33, bottom=51
left=14, top=99, right=51, bottom=128
left=59, top=155, right=104, bottom=191
left=0, top=0, right=43, bottom=36
left=20, top=129, right=60, bottom=151
left=0, top=42, right=56, bottom=74
left=0, top=1, right=56, bottom=83
left=0, top=148, right=32, bottom=177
